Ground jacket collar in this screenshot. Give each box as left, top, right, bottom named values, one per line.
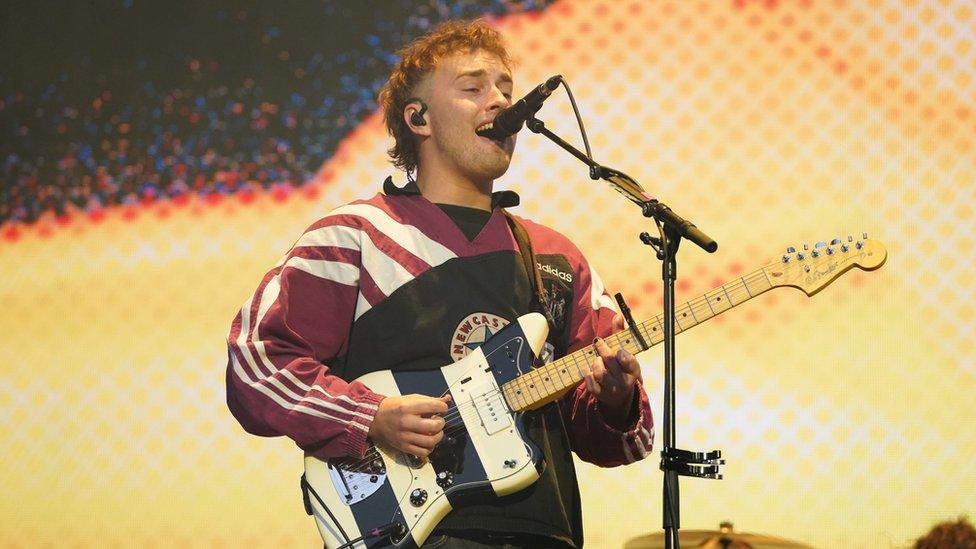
left=383, top=176, right=520, bottom=209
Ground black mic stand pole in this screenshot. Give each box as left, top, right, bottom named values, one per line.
left=526, top=117, right=724, bottom=549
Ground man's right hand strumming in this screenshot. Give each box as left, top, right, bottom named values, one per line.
left=367, top=394, right=452, bottom=458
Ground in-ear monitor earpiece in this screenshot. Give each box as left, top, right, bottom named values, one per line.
left=406, top=97, right=428, bottom=127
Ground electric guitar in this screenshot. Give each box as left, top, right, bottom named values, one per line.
left=301, top=235, right=887, bottom=549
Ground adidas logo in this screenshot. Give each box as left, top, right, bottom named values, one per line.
left=537, top=262, right=573, bottom=283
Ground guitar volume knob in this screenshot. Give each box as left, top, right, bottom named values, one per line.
left=410, top=488, right=428, bottom=507
left=436, top=471, right=454, bottom=488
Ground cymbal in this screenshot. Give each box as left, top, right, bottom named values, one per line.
left=623, top=521, right=815, bottom=549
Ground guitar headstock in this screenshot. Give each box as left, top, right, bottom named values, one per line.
left=763, top=233, right=887, bottom=296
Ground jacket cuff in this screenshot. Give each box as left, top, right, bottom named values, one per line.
left=341, top=390, right=386, bottom=458
left=595, top=383, right=643, bottom=434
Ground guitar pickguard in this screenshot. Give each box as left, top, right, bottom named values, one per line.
left=304, top=313, right=551, bottom=549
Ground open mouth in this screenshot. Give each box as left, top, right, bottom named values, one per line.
left=475, top=122, right=506, bottom=148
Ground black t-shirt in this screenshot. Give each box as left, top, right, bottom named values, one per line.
left=437, top=203, right=493, bottom=241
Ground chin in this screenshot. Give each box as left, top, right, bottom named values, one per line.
left=483, top=160, right=512, bottom=181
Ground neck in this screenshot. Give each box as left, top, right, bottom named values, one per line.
left=415, top=164, right=493, bottom=211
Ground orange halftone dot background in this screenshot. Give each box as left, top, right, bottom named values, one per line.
left=2, top=1, right=974, bottom=547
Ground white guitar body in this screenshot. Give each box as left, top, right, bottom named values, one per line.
left=303, top=313, right=550, bottom=549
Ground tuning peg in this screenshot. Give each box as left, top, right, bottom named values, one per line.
left=826, top=247, right=834, bottom=255
left=786, top=246, right=796, bottom=253
left=841, top=243, right=850, bottom=252
left=830, top=238, right=842, bottom=245
left=847, top=235, right=853, bottom=242
left=811, top=249, right=820, bottom=258
left=797, top=252, right=805, bottom=260
left=803, top=243, right=809, bottom=251
left=856, top=241, right=864, bottom=250
left=781, top=254, right=790, bottom=263
left=815, top=241, right=827, bottom=248
left=804, top=264, right=811, bottom=272
left=862, top=231, right=869, bottom=239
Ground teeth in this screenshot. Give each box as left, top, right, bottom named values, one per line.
left=476, top=122, right=494, bottom=133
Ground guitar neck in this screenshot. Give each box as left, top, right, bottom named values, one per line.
left=502, top=266, right=777, bottom=412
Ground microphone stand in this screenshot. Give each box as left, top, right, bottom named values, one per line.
left=525, top=117, right=725, bottom=549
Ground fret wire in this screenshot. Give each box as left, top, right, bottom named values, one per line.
left=533, top=368, right=550, bottom=397
left=738, top=275, right=757, bottom=298
left=514, top=375, right=531, bottom=406
left=736, top=279, right=749, bottom=297
left=692, top=296, right=714, bottom=319
left=565, top=352, right=585, bottom=387
left=740, top=277, right=753, bottom=297
left=704, top=290, right=717, bottom=315
left=571, top=351, right=586, bottom=380
left=525, top=370, right=542, bottom=402
left=557, top=357, right=576, bottom=390
left=673, top=308, right=684, bottom=332
left=552, top=359, right=570, bottom=388
left=721, top=284, right=735, bottom=306
left=509, top=385, right=523, bottom=409
left=504, top=381, right=522, bottom=409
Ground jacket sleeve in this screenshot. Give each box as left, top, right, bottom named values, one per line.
left=225, top=216, right=385, bottom=459
left=558, top=260, right=655, bottom=467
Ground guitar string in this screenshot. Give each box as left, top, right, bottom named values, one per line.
left=335, top=269, right=772, bottom=473
left=333, top=269, right=773, bottom=472
left=331, top=269, right=774, bottom=472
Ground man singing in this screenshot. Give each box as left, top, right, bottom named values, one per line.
left=226, top=20, right=653, bottom=548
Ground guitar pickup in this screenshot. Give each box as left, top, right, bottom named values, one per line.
left=471, top=385, right=511, bottom=435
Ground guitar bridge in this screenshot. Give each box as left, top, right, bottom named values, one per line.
left=328, top=460, right=387, bottom=505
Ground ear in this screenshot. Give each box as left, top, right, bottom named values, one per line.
left=403, top=101, right=431, bottom=137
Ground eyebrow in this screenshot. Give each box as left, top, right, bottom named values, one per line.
left=455, top=69, right=513, bottom=84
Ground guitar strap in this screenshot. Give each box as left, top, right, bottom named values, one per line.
left=503, top=211, right=557, bottom=332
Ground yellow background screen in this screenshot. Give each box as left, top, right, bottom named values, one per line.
left=2, top=1, right=974, bottom=547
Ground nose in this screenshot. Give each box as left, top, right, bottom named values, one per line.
left=486, top=85, right=510, bottom=112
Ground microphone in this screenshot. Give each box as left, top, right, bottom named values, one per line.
left=476, top=75, right=562, bottom=141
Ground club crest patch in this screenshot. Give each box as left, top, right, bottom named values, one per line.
left=450, top=312, right=510, bottom=361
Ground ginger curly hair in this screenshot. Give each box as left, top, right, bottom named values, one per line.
left=914, top=516, right=976, bottom=549
left=378, top=20, right=512, bottom=173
